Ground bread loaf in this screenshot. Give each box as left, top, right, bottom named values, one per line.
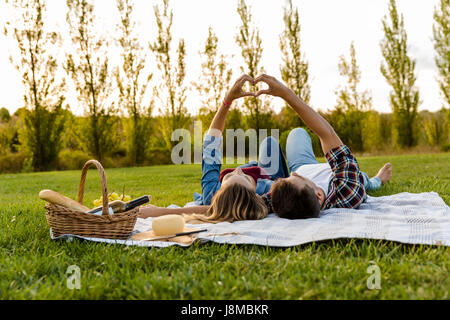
left=39, top=189, right=90, bottom=212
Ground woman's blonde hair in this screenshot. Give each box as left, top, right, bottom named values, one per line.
left=205, top=183, right=269, bottom=222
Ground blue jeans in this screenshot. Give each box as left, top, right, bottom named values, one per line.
left=255, top=128, right=381, bottom=191
left=241, top=136, right=290, bottom=180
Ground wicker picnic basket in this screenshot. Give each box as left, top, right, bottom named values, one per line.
left=45, top=160, right=138, bottom=240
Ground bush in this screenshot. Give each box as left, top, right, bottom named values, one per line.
left=279, top=130, right=290, bottom=154
left=146, top=147, right=172, bottom=165
left=57, top=149, right=92, bottom=170
left=441, top=143, right=450, bottom=152
left=21, top=157, right=33, bottom=173
left=102, top=156, right=130, bottom=169
left=0, top=152, right=28, bottom=173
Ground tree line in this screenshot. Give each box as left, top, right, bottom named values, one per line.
left=0, top=0, right=449, bottom=173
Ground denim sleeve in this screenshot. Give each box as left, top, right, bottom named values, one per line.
left=255, top=179, right=273, bottom=196
left=200, top=134, right=223, bottom=205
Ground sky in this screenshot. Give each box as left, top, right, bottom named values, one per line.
left=0, top=0, right=444, bottom=116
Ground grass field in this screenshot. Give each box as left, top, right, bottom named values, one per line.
left=0, top=153, right=449, bottom=299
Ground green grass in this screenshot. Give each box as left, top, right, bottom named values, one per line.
left=0, top=153, right=449, bottom=299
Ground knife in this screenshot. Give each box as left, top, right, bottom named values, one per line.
left=139, top=229, right=208, bottom=241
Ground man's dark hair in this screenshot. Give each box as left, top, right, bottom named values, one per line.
left=270, top=179, right=320, bottom=219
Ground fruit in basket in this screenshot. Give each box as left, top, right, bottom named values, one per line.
left=92, top=192, right=132, bottom=207
left=93, top=199, right=102, bottom=207
left=110, top=192, right=120, bottom=200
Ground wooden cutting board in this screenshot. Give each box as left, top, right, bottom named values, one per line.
left=131, top=227, right=200, bottom=245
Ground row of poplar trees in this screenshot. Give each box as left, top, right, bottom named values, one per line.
left=3, top=0, right=450, bottom=171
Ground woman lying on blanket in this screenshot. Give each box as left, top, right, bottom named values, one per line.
left=139, top=75, right=392, bottom=222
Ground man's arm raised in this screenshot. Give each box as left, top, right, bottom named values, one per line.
left=255, top=74, right=343, bottom=155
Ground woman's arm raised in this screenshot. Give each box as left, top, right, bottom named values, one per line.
left=208, top=74, right=256, bottom=136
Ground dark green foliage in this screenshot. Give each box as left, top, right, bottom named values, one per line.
left=273, top=106, right=302, bottom=132
left=225, top=108, right=245, bottom=130
left=0, top=108, right=11, bottom=122
left=380, top=0, right=420, bottom=148
left=0, top=113, right=20, bottom=154
left=442, top=143, right=450, bottom=152
left=56, top=149, right=91, bottom=170
left=361, top=111, right=392, bottom=152
left=423, top=109, right=449, bottom=146
left=20, top=103, right=65, bottom=169
left=243, top=101, right=275, bottom=131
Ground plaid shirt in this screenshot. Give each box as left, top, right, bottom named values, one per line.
left=321, top=145, right=367, bottom=210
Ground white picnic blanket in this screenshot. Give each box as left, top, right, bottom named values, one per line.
left=51, top=192, right=450, bottom=247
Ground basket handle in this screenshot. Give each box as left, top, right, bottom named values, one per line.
left=78, top=160, right=109, bottom=216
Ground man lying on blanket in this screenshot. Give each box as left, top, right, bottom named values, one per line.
left=139, top=74, right=392, bottom=220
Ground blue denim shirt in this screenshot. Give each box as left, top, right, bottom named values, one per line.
left=193, top=134, right=273, bottom=205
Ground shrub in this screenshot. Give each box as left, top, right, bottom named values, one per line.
left=146, top=147, right=172, bottom=165
left=279, top=130, right=290, bottom=155
left=441, top=143, right=450, bottom=152
left=21, top=157, right=33, bottom=173
left=0, top=152, right=28, bottom=173
left=57, top=149, right=92, bottom=171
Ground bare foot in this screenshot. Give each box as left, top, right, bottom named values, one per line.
left=376, top=163, right=392, bottom=184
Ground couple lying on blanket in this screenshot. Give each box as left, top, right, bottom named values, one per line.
left=139, top=74, right=392, bottom=222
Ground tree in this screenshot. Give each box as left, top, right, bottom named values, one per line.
left=432, top=0, right=450, bottom=144
left=115, top=0, right=153, bottom=165
left=150, top=0, right=190, bottom=152
left=432, top=0, right=450, bottom=109
left=279, top=0, right=310, bottom=129
left=362, top=111, right=384, bottom=152
left=0, top=108, right=11, bottom=123
left=333, top=42, right=372, bottom=152
left=380, top=0, right=420, bottom=148
left=424, top=109, right=449, bottom=146
left=235, top=0, right=271, bottom=132
left=193, top=26, right=233, bottom=130
left=4, top=0, right=65, bottom=171
left=65, top=0, right=118, bottom=162
left=0, top=113, right=20, bottom=155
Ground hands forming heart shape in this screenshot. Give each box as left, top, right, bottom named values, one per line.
left=225, top=74, right=288, bottom=103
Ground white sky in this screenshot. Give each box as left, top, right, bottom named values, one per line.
left=0, top=0, right=444, bottom=116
